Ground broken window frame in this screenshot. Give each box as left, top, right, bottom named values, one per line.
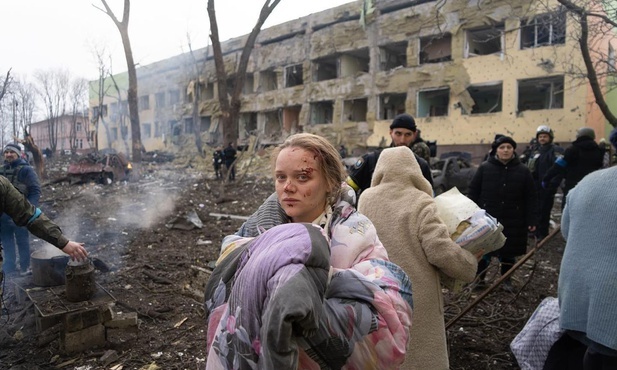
left=379, top=42, right=408, bottom=71
left=310, top=100, right=334, bottom=125
left=339, top=49, right=370, bottom=77
left=465, top=82, right=503, bottom=115
left=419, top=34, right=452, bottom=64
left=517, top=75, right=564, bottom=112
left=284, top=64, right=304, bottom=88
left=378, top=93, right=407, bottom=120
left=239, top=112, right=257, bottom=139
left=520, top=11, right=566, bottom=49
left=465, top=24, right=505, bottom=58
left=200, top=116, right=212, bottom=133
left=417, top=87, right=450, bottom=117
left=313, top=56, right=339, bottom=82
left=259, top=69, right=278, bottom=92
left=343, top=98, right=368, bottom=122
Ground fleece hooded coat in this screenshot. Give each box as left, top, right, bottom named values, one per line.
left=358, top=146, right=478, bottom=370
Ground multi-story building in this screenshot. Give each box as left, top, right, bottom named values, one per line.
left=30, top=113, right=92, bottom=156
left=89, top=0, right=616, bottom=161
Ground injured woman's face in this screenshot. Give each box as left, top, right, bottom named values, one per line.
left=274, top=146, right=329, bottom=223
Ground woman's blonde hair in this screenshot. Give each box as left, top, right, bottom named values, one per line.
left=272, top=133, right=346, bottom=205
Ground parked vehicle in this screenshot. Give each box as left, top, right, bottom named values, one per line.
left=67, top=152, right=131, bottom=184
left=431, top=152, right=477, bottom=195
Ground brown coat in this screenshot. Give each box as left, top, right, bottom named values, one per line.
left=358, top=146, right=477, bottom=370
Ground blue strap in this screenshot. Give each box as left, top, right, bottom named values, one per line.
left=555, top=157, right=567, bottom=167
left=27, top=208, right=42, bottom=225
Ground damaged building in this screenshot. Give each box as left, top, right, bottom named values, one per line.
left=89, top=0, right=616, bottom=160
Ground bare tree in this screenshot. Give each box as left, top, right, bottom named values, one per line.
left=90, top=47, right=114, bottom=151
left=207, top=0, right=282, bottom=146
left=14, top=77, right=36, bottom=133
left=97, top=0, right=143, bottom=163
left=68, top=77, right=88, bottom=153
left=0, top=69, right=12, bottom=103
left=35, top=68, right=70, bottom=154
left=554, top=0, right=617, bottom=128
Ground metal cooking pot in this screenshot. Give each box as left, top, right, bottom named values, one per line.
left=30, top=249, right=69, bottom=287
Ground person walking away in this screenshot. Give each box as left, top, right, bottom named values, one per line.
left=526, top=126, right=564, bottom=240
left=1, top=143, right=41, bottom=276
left=212, top=147, right=224, bottom=179
left=556, top=166, right=617, bottom=369
left=359, top=146, right=480, bottom=370
left=347, top=113, right=433, bottom=198
left=223, top=143, right=237, bottom=181
left=543, top=127, right=603, bottom=210
left=468, top=136, right=538, bottom=292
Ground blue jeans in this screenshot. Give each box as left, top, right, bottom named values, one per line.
left=1, top=214, right=31, bottom=272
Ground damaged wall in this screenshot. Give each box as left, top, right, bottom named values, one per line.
left=92, top=0, right=611, bottom=158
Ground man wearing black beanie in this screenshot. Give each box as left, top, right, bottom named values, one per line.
left=347, top=113, right=433, bottom=197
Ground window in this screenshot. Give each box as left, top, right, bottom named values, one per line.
left=343, top=98, right=368, bottom=122
left=142, top=123, right=151, bottom=138
left=419, top=35, right=452, bottom=64
left=259, top=69, right=278, bottom=91
left=313, top=56, right=338, bottom=81
left=417, top=88, right=450, bottom=117
left=310, top=101, right=334, bottom=124
left=466, top=83, right=503, bottom=114
left=200, top=116, right=212, bottom=132
left=76, top=122, right=82, bottom=132
left=521, top=11, right=566, bottom=49
left=465, top=24, right=504, bottom=57
left=244, top=74, right=254, bottom=94
left=284, top=64, right=304, bottom=87
left=379, top=42, right=407, bottom=70
left=139, top=95, right=150, bottom=110
left=111, top=127, right=118, bottom=141
left=240, top=113, right=257, bottom=137
left=518, top=76, right=564, bottom=112
left=110, top=102, right=118, bottom=115
left=379, top=93, right=407, bottom=120
left=156, top=92, right=166, bottom=108
left=170, top=89, right=181, bottom=105
left=92, top=105, right=108, bottom=118
left=184, top=117, right=194, bottom=134
left=340, top=49, right=369, bottom=77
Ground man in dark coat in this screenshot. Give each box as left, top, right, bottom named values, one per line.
left=468, top=136, right=538, bottom=292
left=543, top=127, right=604, bottom=210
left=223, top=143, right=237, bottom=181
left=526, top=126, right=564, bottom=239
left=346, top=113, right=433, bottom=198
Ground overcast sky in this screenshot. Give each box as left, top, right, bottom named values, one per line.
left=1, top=0, right=355, bottom=81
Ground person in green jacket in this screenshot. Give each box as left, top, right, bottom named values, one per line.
left=1, top=175, right=88, bottom=304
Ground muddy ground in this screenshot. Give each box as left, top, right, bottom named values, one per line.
left=0, top=152, right=564, bottom=370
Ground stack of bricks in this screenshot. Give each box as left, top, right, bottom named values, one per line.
left=58, top=305, right=139, bottom=354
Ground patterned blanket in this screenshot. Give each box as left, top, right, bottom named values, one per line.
left=205, top=222, right=413, bottom=369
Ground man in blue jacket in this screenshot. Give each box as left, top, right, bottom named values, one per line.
left=1, top=142, right=41, bottom=275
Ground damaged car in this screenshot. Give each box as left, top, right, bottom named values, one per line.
left=431, top=152, right=477, bottom=195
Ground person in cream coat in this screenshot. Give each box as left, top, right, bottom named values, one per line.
left=358, top=146, right=479, bottom=370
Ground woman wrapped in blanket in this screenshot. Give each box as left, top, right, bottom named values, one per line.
left=204, top=133, right=413, bottom=370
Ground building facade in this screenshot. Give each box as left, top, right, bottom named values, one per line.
left=30, top=113, right=92, bottom=156
left=89, top=0, right=616, bottom=161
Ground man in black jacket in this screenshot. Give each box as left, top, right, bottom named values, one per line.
left=527, top=126, right=564, bottom=239
left=346, top=114, right=433, bottom=199
left=543, top=127, right=604, bottom=210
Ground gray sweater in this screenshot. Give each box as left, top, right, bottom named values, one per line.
left=558, top=166, right=617, bottom=351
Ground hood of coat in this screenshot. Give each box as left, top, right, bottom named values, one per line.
left=371, top=146, right=433, bottom=196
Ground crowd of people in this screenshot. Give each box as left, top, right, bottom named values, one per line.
left=202, top=117, right=617, bottom=369
left=2, top=113, right=616, bottom=368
